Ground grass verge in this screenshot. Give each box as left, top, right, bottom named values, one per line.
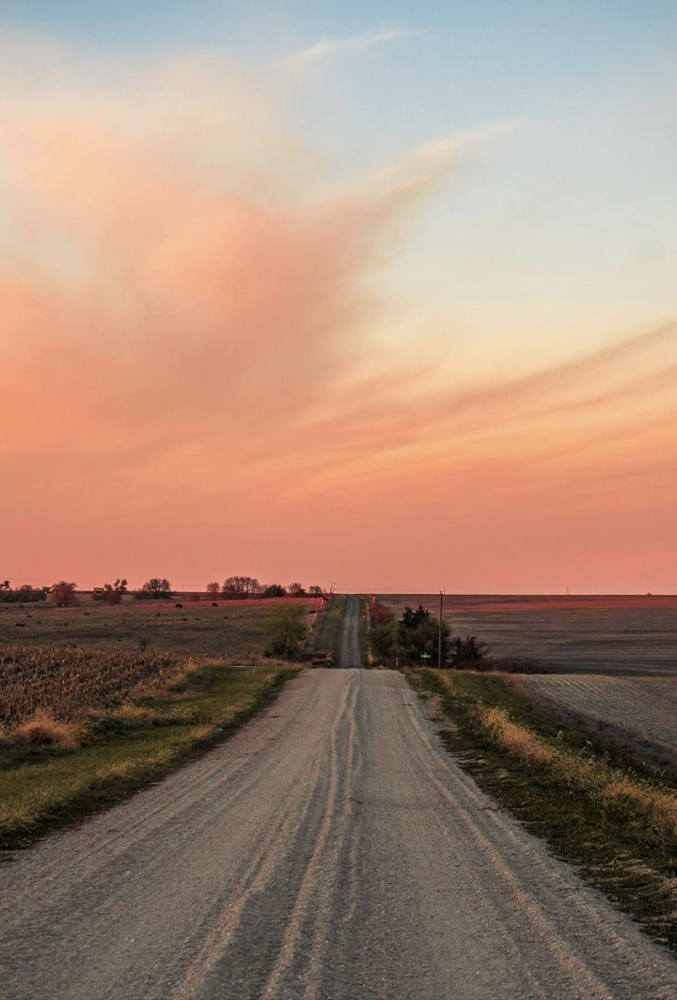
left=0, top=662, right=297, bottom=849
left=410, top=668, right=677, bottom=952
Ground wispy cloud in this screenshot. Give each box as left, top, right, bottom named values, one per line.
left=285, top=28, right=423, bottom=65
left=1, top=32, right=675, bottom=591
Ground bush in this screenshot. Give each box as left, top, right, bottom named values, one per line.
left=369, top=600, right=393, bottom=625
left=450, top=635, right=489, bottom=670
left=265, top=604, right=308, bottom=659
left=50, top=581, right=79, bottom=606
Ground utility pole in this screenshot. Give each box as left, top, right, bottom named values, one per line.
left=438, top=590, right=443, bottom=668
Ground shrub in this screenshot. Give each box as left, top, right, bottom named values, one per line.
left=450, top=635, right=489, bottom=670
left=369, top=600, right=393, bottom=625
left=265, top=604, right=308, bottom=659
left=50, top=581, right=79, bottom=606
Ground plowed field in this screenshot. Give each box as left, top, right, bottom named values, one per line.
left=517, top=674, right=677, bottom=756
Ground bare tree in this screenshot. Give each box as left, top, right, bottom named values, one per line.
left=222, top=576, right=261, bottom=598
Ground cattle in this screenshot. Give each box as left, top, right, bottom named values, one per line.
left=212, top=602, right=218, bottom=607
left=175, top=603, right=183, bottom=609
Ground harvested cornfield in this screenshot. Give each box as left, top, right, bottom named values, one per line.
left=516, top=674, right=677, bottom=757
left=0, top=643, right=185, bottom=727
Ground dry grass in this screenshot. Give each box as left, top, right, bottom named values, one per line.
left=477, top=702, right=677, bottom=842
left=14, top=711, right=86, bottom=749
left=479, top=706, right=557, bottom=766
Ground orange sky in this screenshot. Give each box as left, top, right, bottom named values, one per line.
left=1, top=36, right=676, bottom=593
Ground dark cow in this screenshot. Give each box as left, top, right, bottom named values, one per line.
left=175, top=603, right=183, bottom=609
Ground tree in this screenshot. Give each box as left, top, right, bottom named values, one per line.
left=368, top=607, right=451, bottom=667
left=0, top=582, right=48, bottom=603
left=263, top=584, right=286, bottom=598
left=135, top=578, right=173, bottom=600
left=287, top=582, right=306, bottom=597
left=307, top=585, right=324, bottom=596
left=221, top=576, right=260, bottom=599
left=265, top=604, right=308, bottom=659
left=50, top=581, right=79, bottom=606
left=401, top=605, right=430, bottom=629
left=94, top=579, right=128, bottom=604
left=206, top=582, right=220, bottom=596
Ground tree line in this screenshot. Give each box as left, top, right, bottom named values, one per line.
left=1, top=578, right=328, bottom=606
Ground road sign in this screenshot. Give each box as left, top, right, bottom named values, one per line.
left=420, top=653, right=432, bottom=660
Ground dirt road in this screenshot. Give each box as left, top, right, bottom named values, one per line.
left=2, top=669, right=677, bottom=999
left=337, top=594, right=362, bottom=667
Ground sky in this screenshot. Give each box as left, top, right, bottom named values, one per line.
left=0, top=1, right=676, bottom=593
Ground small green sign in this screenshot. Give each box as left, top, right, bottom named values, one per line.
left=420, top=653, right=432, bottom=660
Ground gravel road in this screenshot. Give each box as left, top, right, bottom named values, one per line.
left=2, top=669, right=677, bottom=1000
left=337, top=594, right=362, bottom=667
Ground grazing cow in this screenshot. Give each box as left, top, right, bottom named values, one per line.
left=175, top=603, right=183, bottom=609
left=212, top=602, right=218, bottom=607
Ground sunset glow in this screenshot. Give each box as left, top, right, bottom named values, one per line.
left=1, top=4, right=676, bottom=592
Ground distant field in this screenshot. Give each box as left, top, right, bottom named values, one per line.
left=380, top=595, right=677, bottom=675
left=0, top=597, right=322, bottom=659
left=515, top=674, right=677, bottom=761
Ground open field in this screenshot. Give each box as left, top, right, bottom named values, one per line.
left=0, top=597, right=322, bottom=659
left=380, top=594, right=677, bottom=674
left=514, top=674, right=677, bottom=764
